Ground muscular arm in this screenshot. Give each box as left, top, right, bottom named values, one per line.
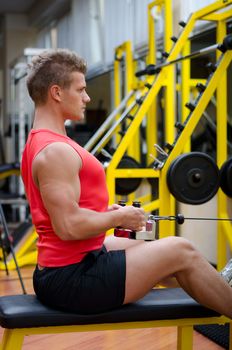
left=33, top=142, right=145, bottom=240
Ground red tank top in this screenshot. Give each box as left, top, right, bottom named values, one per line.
left=21, top=129, right=109, bottom=267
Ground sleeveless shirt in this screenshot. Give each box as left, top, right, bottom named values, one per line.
left=21, top=129, right=109, bottom=267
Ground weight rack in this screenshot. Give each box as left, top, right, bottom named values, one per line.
left=85, top=0, right=232, bottom=268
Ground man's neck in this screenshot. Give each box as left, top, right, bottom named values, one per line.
left=33, top=104, right=67, bottom=135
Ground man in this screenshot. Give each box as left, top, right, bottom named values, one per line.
left=21, top=49, right=232, bottom=317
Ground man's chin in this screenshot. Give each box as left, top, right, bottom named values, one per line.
left=68, top=114, right=85, bottom=122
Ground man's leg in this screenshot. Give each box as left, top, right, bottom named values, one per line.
left=105, top=235, right=232, bottom=319
left=104, top=235, right=144, bottom=250
left=104, top=235, right=178, bottom=287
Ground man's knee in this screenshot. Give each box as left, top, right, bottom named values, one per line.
left=164, top=235, right=194, bottom=247
left=164, top=236, right=199, bottom=266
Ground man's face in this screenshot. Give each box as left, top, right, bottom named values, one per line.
left=60, top=71, right=90, bottom=121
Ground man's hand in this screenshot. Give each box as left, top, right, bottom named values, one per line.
left=116, top=205, right=145, bottom=232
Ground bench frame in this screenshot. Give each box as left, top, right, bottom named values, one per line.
left=1, top=315, right=231, bottom=350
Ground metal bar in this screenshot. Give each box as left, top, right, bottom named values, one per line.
left=84, top=91, right=135, bottom=151
left=136, top=43, right=221, bottom=77
left=91, top=99, right=138, bottom=155
left=184, top=217, right=232, bottom=222
left=202, top=9, right=232, bottom=21
left=216, top=20, right=229, bottom=270
left=149, top=215, right=232, bottom=222
left=0, top=204, right=26, bottom=294
left=0, top=233, right=9, bottom=275
left=192, top=0, right=232, bottom=19
left=181, top=38, right=191, bottom=152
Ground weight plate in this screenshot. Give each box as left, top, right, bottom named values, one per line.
left=167, top=152, right=220, bottom=205
left=220, top=158, right=232, bottom=197
left=116, top=156, right=142, bottom=195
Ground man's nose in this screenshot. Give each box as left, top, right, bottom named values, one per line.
left=84, top=92, right=91, bottom=103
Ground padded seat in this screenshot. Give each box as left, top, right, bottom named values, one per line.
left=0, top=288, right=218, bottom=329
left=0, top=288, right=230, bottom=350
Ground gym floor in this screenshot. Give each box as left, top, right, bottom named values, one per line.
left=0, top=266, right=225, bottom=350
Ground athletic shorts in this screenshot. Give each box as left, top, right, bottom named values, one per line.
left=33, top=246, right=126, bottom=314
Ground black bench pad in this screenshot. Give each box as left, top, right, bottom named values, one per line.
left=0, top=288, right=219, bottom=329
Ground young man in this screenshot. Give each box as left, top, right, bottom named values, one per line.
left=21, top=49, right=232, bottom=317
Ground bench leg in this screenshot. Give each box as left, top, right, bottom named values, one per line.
left=1, top=329, right=24, bottom=350
left=177, top=325, right=193, bottom=350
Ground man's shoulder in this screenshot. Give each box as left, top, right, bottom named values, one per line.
left=33, top=141, right=82, bottom=176
left=37, top=141, right=80, bottom=162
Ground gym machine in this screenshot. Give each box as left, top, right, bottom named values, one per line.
left=85, top=0, right=232, bottom=201
left=85, top=0, right=232, bottom=268
left=114, top=213, right=232, bottom=241
left=110, top=2, right=231, bottom=210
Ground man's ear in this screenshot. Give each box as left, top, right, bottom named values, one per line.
left=50, top=85, right=62, bottom=102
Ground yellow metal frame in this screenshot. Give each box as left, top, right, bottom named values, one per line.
left=159, top=49, right=232, bottom=236
left=113, top=41, right=141, bottom=203
left=114, top=41, right=140, bottom=161
left=146, top=0, right=174, bottom=160
left=106, top=0, right=232, bottom=243
left=0, top=315, right=231, bottom=350
left=215, top=17, right=231, bottom=270
left=110, top=0, right=175, bottom=209
left=0, top=169, right=20, bottom=180
left=0, top=226, right=37, bottom=270
left=178, top=2, right=232, bottom=267
left=0, top=169, right=38, bottom=270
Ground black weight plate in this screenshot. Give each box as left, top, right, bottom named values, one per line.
left=116, top=156, right=142, bottom=195
left=167, top=152, right=220, bottom=205
left=220, top=158, right=232, bottom=197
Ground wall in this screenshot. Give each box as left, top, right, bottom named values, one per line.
left=3, top=14, right=37, bottom=129
left=0, top=14, right=36, bottom=162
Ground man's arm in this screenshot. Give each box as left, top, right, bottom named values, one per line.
left=32, top=142, right=145, bottom=240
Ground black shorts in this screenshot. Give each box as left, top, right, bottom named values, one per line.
left=33, top=246, right=126, bottom=314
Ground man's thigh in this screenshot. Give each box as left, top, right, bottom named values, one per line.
left=104, top=234, right=145, bottom=251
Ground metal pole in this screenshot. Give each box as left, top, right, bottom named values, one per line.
left=84, top=91, right=135, bottom=151
left=91, top=99, right=138, bottom=155
left=135, top=35, right=232, bottom=77
left=0, top=203, right=26, bottom=294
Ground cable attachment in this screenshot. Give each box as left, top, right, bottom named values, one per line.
left=148, top=214, right=232, bottom=224
left=148, top=214, right=183, bottom=223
